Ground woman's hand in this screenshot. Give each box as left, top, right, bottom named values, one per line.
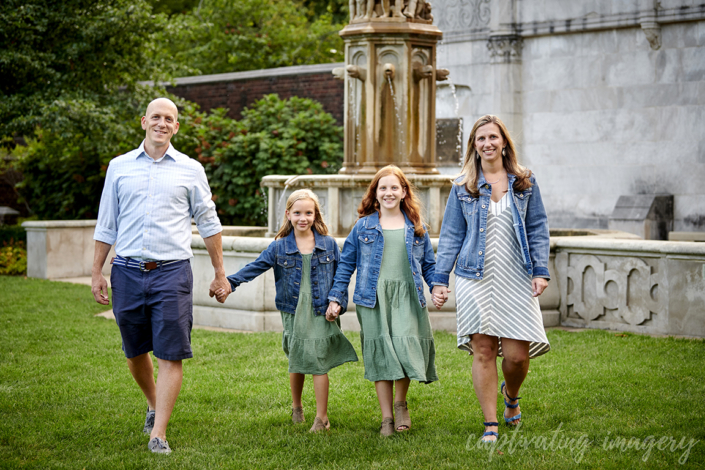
left=532, top=278, right=548, bottom=297
left=432, top=285, right=450, bottom=310
left=325, top=301, right=341, bottom=321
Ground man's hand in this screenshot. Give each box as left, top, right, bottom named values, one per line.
left=532, top=278, right=548, bottom=297
left=326, top=301, right=341, bottom=321
left=209, top=273, right=231, bottom=303
left=92, top=272, right=110, bottom=305
left=432, top=285, right=450, bottom=310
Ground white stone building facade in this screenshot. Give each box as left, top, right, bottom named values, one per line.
left=434, top=0, right=705, bottom=232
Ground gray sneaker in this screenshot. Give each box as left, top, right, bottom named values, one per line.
left=148, top=436, right=171, bottom=454
left=143, top=408, right=155, bottom=435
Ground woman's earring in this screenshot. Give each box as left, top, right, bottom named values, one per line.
left=502, top=147, right=506, bottom=156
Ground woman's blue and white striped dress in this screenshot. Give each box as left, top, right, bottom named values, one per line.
left=455, top=192, right=550, bottom=358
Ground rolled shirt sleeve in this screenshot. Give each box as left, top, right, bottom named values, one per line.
left=94, top=162, right=119, bottom=245
left=190, top=165, right=222, bottom=239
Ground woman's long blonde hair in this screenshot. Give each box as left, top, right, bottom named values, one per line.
left=275, top=189, right=329, bottom=239
left=457, top=114, right=532, bottom=197
left=357, top=165, right=426, bottom=236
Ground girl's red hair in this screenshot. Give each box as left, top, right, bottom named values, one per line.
left=357, top=165, right=426, bottom=236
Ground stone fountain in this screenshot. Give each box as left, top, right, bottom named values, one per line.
left=261, top=0, right=454, bottom=236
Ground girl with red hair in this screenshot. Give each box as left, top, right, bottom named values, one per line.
left=326, top=165, right=438, bottom=436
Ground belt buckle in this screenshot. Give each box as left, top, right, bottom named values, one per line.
left=140, top=261, right=158, bottom=271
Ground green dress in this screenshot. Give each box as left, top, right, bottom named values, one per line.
left=356, top=229, right=438, bottom=383
left=281, top=253, right=358, bottom=375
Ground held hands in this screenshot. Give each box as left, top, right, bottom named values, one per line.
left=532, top=278, right=548, bottom=297
left=209, top=273, right=231, bottom=303
left=325, top=301, right=341, bottom=321
left=431, top=285, right=450, bottom=310
left=91, top=272, right=110, bottom=305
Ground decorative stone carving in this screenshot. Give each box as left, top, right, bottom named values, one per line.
left=558, top=252, right=664, bottom=327
left=435, top=0, right=491, bottom=32
left=487, top=35, right=523, bottom=63
left=346, top=64, right=367, bottom=80
left=641, top=21, right=662, bottom=50
left=435, top=67, right=450, bottom=81
left=350, top=0, right=433, bottom=23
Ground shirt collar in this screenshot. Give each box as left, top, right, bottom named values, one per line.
left=136, top=141, right=184, bottom=162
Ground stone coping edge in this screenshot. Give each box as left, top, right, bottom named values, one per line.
left=142, top=63, right=345, bottom=87
left=195, top=235, right=705, bottom=257
left=261, top=174, right=456, bottom=188
left=550, top=236, right=705, bottom=256
left=22, top=220, right=99, bottom=229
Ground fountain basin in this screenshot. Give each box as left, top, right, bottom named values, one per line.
left=261, top=174, right=453, bottom=237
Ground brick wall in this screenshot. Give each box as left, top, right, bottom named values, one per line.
left=165, top=63, right=345, bottom=125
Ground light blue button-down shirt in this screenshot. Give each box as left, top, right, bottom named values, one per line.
left=94, top=141, right=222, bottom=260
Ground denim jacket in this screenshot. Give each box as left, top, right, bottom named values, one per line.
left=434, top=171, right=550, bottom=285
left=226, top=229, right=346, bottom=316
left=328, top=211, right=436, bottom=309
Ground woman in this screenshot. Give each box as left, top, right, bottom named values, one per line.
left=432, top=115, right=551, bottom=443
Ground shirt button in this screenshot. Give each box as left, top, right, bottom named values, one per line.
left=365, top=238, right=368, bottom=241
left=413, top=272, right=417, bottom=275
left=480, top=228, right=484, bottom=232
left=520, top=194, right=524, bottom=198
left=482, top=205, right=486, bottom=209
left=284, top=261, right=287, bottom=265
left=479, top=251, right=483, bottom=255
left=476, top=273, right=481, bottom=277
left=415, top=240, right=419, bottom=244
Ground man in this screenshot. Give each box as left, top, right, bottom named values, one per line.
left=91, top=98, right=230, bottom=454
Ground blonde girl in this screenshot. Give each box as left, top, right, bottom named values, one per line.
left=216, top=189, right=358, bottom=432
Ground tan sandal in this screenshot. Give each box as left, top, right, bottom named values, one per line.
left=380, top=417, right=395, bottom=436
left=394, top=401, right=411, bottom=432
left=309, top=417, right=330, bottom=432
left=292, top=407, right=304, bottom=424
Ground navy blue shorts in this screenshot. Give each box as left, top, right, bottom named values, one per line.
left=111, top=259, right=194, bottom=361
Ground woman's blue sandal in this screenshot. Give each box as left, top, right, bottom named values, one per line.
left=500, top=381, right=521, bottom=426
left=481, top=421, right=499, bottom=443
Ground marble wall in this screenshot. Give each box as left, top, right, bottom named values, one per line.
left=434, top=0, right=705, bottom=233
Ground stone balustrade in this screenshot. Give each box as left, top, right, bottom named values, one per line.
left=22, top=221, right=705, bottom=337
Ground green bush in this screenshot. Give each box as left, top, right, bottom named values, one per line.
left=0, top=240, right=27, bottom=275
left=197, top=94, right=343, bottom=226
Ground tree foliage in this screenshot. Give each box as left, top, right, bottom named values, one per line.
left=152, top=0, right=345, bottom=76
left=196, top=95, right=343, bottom=226
left=0, top=0, right=180, bottom=139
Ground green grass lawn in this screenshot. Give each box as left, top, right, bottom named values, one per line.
left=0, top=276, right=704, bottom=469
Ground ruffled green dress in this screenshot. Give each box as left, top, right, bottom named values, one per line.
left=281, top=253, right=358, bottom=375
left=356, top=229, right=438, bottom=383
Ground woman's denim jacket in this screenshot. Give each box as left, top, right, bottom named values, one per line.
left=328, top=211, right=436, bottom=309
left=226, top=229, right=346, bottom=316
left=434, top=171, right=550, bottom=286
